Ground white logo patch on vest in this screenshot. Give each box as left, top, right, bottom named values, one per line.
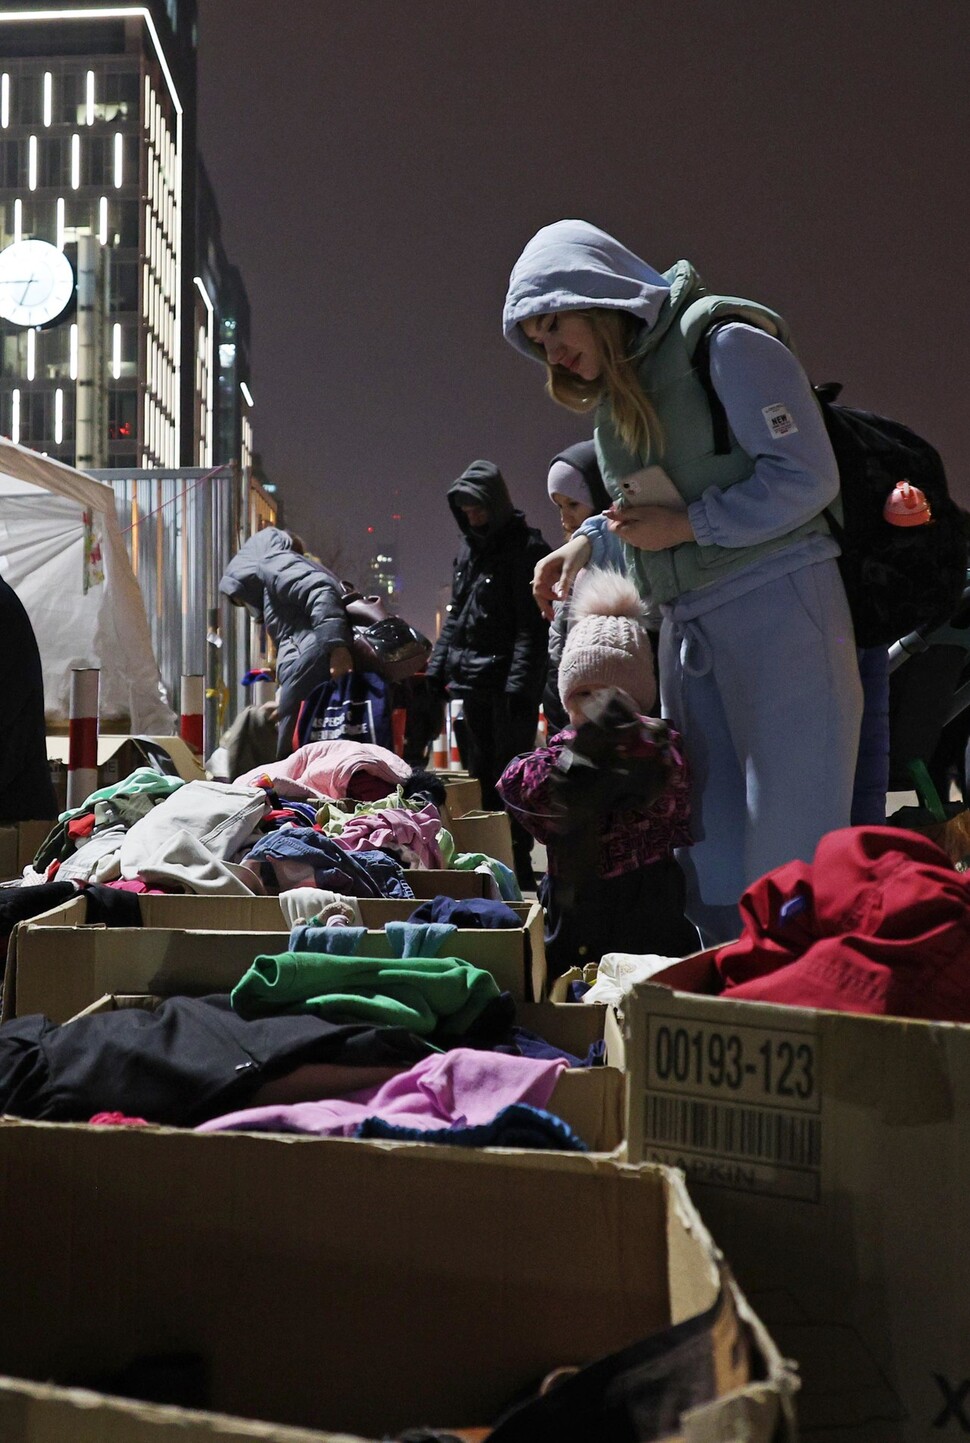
left=762, top=403, right=798, bottom=439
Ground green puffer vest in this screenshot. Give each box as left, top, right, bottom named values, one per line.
left=594, top=261, right=831, bottom=604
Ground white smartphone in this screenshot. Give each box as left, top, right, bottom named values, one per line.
left=616, top=465, right=686, bottom=510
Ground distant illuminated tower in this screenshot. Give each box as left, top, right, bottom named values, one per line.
left=365, top=507, right=402, bottom=607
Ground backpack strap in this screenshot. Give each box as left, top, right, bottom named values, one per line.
left=681, top=297, right=790, bottom=457
left=692, top=321, right=735, bottom=456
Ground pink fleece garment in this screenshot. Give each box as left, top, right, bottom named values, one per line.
left=196, top=1047, right=567, bottom=1137
left=335, top=803, right=443, bottom=868
left=235, top=740, right=411, bottom=801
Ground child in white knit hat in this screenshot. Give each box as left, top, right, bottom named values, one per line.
left=498, top=568, right=699, bottom=977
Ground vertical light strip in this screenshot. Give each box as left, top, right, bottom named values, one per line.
left=54, top=388, right=64, bottom=444
left=173, top=106, right=183, bottom=463
left=113, top=131, right=123, bottom=187
left=86, top=69, right=95, bottom=125
left=69, top=323, right=78, bottom=379
left=112, top=322, right=121, bottom=379
left=11, top=390, right=20, bottom=446
left=13, top=197, right=22, bottom=242
left=0, top=74, right=9, bottom=129
left=43, top=72, right=52, bottom=126
left=98, top=194, right=108, bottom=244
left=56, top=195, right=65, bottom=248
left=70, top=133, right=80, bottom=189
left=143, top=74, right=150, bottom=129
left=26, top=329, right=35, bottom=381
left=191, top=274, right=213, bottom=461
left=28, top=135, right=38, bottom=190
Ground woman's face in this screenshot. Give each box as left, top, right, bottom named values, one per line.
left=520, top=312, right=603, bottom=381
left=551, top=491, right=595, bottom=537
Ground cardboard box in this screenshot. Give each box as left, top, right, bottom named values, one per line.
left=70, top=991, right=623, bottom=1150
left=616, top=955, right=970, bottom=1440
left=4, top=893, right=548, bottom=1022
left=0, top=819, right=55, bottom=881
left=45, top=735, right=206, bottom=810
left=70, top=992, right=625, bottom=1152
left=437, top=770, right=483, bottom=821
left=0, top=1119, right=797, bottom=1440
left=403, top=866, right=499, bottom=898
left=449, top=809, right=515, bottom=872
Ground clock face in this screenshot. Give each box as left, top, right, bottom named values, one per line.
left=0, top=239, right=76, bottom=328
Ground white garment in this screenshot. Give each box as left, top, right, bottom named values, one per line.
left=119, top=781, right=268, bottom=879
left=137, top=830, right=256, bottom=895
left=278, top=887, right=362, bottom=928
left=582, top=952, right=682, bottom=1006
left=54, top=825, right=127, bottom=884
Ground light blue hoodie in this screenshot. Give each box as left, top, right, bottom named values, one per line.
left=503, top=220, right=840, bottom=608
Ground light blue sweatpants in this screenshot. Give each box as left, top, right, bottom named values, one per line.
left=660, top=559, right=863, bottom=945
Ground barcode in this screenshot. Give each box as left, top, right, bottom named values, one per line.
left=647, top=1094, right=821, bottom=1169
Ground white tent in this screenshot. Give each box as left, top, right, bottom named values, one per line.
left=0, top=437, right=174, bottom=732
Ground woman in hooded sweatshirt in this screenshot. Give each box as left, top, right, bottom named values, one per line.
left=219, top=527, right=354, bottom=760
left=503, top=220, right=863, bottom=944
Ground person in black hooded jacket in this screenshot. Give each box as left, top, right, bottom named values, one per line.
left=0, top=577, right=57, bottom=823
left=219, top=527, right=354, bottom=759
left=426, top=460, right=550, bottom=887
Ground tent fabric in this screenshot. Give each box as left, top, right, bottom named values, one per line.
left=0, top=438, right=174, bottom=731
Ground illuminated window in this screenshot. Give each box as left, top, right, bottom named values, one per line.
left=43, top=73, right=52, bottom=128
left=113, top=132, right=123, bottom=188
left=28, top=135, right=37, bottom=190
left=86, top=71, right=95, bottom=127
left=1, top=75, right=9, bottom=129
left=54, top=388, right=63, bottom=444
left=71, top=133, right=80, bottom=190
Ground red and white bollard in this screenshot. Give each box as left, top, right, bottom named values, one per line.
left=449, top=699, right=463, bottom=771
left=536, top=706, right=549, bottom=746
left=179, top=674, right=205, bottom=754
left=431, top=722, right=449, bottom=770
left=67, top=667, right=100, bottom=809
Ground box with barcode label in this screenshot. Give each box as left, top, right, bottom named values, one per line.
left=619, top=959, right=970, bottom=1442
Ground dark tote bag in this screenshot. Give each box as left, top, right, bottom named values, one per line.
left=294, top=671, right=394, bottom=750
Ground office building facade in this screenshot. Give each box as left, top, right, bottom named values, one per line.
left=0, top=1, right=254, bottom=474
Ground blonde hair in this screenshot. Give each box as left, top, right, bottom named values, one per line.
left=527, top=309, right=664, bottom=460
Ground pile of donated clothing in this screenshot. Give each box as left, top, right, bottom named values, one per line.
left=0, top=736, right=611, bottom=1147
left=0, top=735, right=758, bottom=1443
left=577, top=824, right=970, bottom=1024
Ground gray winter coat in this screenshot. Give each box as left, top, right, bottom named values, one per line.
left=219, top=528, right=352, bottom=688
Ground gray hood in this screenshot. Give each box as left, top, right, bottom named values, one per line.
left=219, top=527, right=294, bottom=621
left=503, top=219, right=672, bottom=359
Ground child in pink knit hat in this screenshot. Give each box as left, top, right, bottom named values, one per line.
left=498, top=568, right=698, bottom=977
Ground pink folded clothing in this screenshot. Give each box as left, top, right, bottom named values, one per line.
left=196, top=1047, right=568, bottom=1137
left=335, top=803, right=443, bottom=868
left=235, top=740, right=411, bottom=801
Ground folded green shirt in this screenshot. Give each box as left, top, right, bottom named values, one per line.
left=231, top=951, right=500, bottom=1037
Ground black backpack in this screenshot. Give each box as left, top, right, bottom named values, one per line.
left=694, top=323, right=968, bottom=648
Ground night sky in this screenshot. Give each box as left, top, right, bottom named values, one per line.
left=197, top=1, right=970, bottom=640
